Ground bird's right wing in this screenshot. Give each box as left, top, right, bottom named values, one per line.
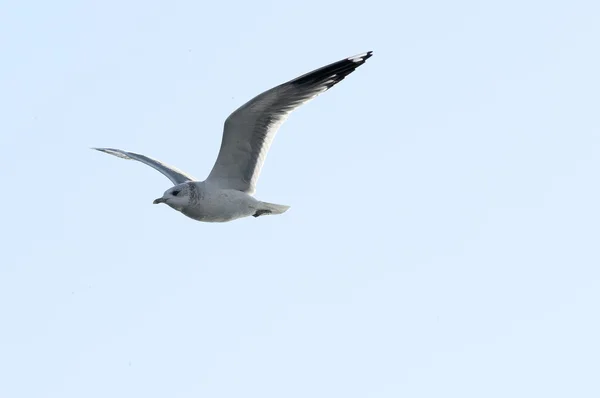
left=93, top=148, right=196, bottom=185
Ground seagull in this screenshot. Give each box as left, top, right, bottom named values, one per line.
left=94, top=51, right=373, bottom=223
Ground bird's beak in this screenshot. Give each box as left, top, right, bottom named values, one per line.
left=153, top=197, right=166, bottom=205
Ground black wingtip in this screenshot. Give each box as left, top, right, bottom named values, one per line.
left=290, top=51, right=373, bottom=90
left=349, top=51, right=374, bottom=63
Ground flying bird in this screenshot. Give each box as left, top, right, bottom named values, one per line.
left=94, top=51, right=373, bottom=223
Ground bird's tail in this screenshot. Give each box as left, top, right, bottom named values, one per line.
left=253, top=201, right=290, bottom=218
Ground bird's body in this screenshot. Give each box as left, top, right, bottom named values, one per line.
left=94, top=51, right=372, bottom=223
left=166, top=181, right=288, bottom=223
left=179, top=183, right=259, bottom=223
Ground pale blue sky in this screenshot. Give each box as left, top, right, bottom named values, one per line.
left=1, top=0, right=599, bottom=397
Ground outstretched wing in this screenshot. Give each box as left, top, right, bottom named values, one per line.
left=206, top=51, right=373, bottom=195
left=93, top=148, right=196, bottom=185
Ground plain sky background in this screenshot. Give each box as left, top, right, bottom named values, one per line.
left=1, top=0, right=599, bottom=397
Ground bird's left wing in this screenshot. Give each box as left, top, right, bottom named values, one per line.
left=206, top=51, right=373, bottom=195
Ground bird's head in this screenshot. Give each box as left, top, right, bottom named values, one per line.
left=153, top=183, right=192, bottom=211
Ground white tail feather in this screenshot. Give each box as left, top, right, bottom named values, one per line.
left=255, top=201, right=290, bottom=217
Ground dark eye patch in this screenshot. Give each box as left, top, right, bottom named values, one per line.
left=172, top=190, right=181, bottom=196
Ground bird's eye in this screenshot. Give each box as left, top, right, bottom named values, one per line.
left=172, top=190, right=181, bottom=197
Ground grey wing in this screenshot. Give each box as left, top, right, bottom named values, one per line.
left=206, top=51, right=373, bottom=195
left=93, top=148, right=196, bottom=185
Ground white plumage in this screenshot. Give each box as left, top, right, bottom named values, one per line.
left=94, top=51, right=373, bottom=223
